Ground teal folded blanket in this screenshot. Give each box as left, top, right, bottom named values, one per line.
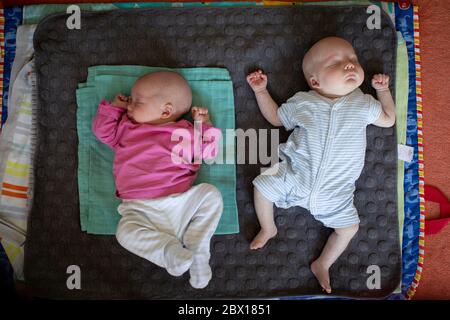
left=76, top=65, right=238, bottom=235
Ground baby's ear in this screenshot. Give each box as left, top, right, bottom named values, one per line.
left=161, top=103, right=173, bottom=119
left=309, top=77, right=320, bottom=89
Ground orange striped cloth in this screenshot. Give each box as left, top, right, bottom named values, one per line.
left=2, top=182, right=28, bottom=199
left=0, top=25, right=35, bottom=279
left=0, top=14, right=36, bottom=282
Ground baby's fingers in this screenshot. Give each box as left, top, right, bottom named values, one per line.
left=192, top=106, right=208, bottom=114
left=117, top=93, right=129, bottom=102
left=246, top=74, right=255, bottom=83
left=246, top=73, right=260, bottom=82
left=372, top=74, right=382, bottom=81
left=247, top=70, right=264, bottom=79
left=374, top=74, right=389, bottom=83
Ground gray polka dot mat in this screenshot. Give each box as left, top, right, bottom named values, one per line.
left=25, top=5, right=400, bottom=299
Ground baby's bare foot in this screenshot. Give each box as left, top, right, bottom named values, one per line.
left=311, top=260, right=332, bottom=294
left=250, top=227, right=277, bottom=250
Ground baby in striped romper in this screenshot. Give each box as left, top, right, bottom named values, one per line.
left=246, top=37, right=396, bottom=293
left=93, top=71, right=223, bottom=289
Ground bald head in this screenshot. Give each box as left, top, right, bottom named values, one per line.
left=134, top=71, right=192, bottom=119
left=302, top=37, right=355, bottom=86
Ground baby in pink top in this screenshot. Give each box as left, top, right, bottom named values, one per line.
left=93, top=74, right=221, bottom=200
left=92, top=71, right=224, bottom=289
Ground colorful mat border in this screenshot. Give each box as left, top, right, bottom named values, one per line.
left=0, top=8, right=4, bottom=130
left=0, top=7, right=22, bottom=128
left=405, top=4, right=425, bottom=300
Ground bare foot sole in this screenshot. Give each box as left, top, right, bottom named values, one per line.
left=311, top=260, right=332, bottom=294
left=250, top=228, right=277, bottom=250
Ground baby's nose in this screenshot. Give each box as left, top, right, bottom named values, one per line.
left=345, top=62, right=355, bottom=70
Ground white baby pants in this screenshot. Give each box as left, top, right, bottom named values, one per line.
left=116, top=183, right=223, bottom=289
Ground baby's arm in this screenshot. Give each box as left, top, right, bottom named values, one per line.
left=192, top=106, right=221, bottom=161
left=371, top=74, right=396, bottom=127
left=246, top=70, right=283, bottom=127
left=92, top=94, right=128, bottom=148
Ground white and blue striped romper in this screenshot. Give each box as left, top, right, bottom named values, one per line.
left=253, top=88, right=382, bottom=228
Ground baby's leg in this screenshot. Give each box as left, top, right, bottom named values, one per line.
left=250, top=187, right=278, bottom=250
left=116, top=203, right=193, bottom=277
left=181, top=184, right=223, bottom=289
left=311, top=224, right=359, bottom=294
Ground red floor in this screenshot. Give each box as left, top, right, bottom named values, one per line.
left=410, top=0, right=450, bottom=300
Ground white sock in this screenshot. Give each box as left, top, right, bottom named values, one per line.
left=189, top=253, right=212, bottom=289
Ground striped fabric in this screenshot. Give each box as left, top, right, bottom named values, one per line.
left=0, top=33, right=35, bottom=280
left=254, top=88, right=382, bottom=228
left=0, top=59, right=35, bottom=233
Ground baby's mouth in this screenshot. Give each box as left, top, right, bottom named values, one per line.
left=345, top=73, right=357, bottom=80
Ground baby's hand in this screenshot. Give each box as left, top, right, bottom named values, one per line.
left=192, top=106, right=211, bottom=124
left=246, top=69, right=268, bottom=94
left=371, top=74, right=390, bottom=91
left=111, top=93, right=129, bottom=109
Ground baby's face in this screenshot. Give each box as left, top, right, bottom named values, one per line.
left=127, top=84, right=165, bottom=124
left=126, top=72, right=192, bottom=125
left=307, top=38, right=364, bottom=97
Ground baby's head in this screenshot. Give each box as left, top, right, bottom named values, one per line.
left=127, top=71, right=192, bottom=124
left=302, top=37, right=364, bottom=98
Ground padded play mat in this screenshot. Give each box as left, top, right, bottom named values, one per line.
left=18, top=5, right=401, bottom=299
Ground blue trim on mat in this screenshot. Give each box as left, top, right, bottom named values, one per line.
left=2, top=6, right=22, bottom=126
left=394, top=3, right=421, bottom=295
